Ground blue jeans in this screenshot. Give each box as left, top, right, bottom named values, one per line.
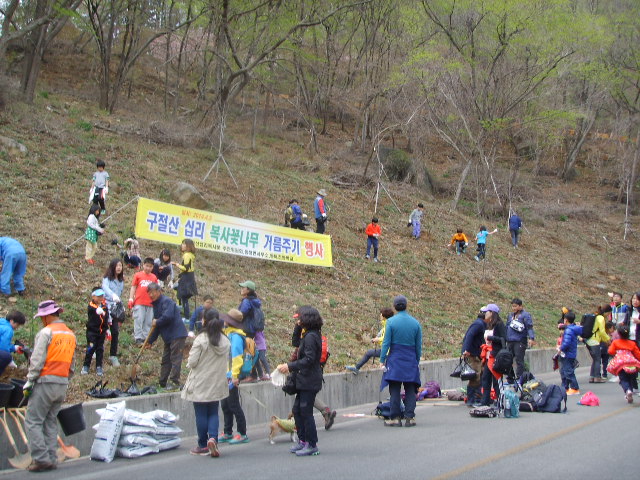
left=366, top=237, right=379, bottom=258
left=388, top=381, right=417, bottom=419
left=560, top=357, right=579, bottom=390
left=356, top=348, right=381, bottom=369
left=293, top=390, right=318, bottom=446
left=476, top=243, right=486, bottom=259
left=193, top=401, right=220, bottom=448
left=510, top=229, right=520, bottom=247
left=618, top=371, right=638, bottom=393
left=0, top=250, right=27, bottom=295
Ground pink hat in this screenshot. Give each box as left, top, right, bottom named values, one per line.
left=34, top=300, right=64, bottom=318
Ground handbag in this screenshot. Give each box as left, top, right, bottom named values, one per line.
left=450, top=357, right=464, bottom=378
left=282, top=371, right=297, bottom=395
left=460, top=359, right=478, bottom=381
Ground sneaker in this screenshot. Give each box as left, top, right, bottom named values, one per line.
left=323, top=409, right=336, bottom=430
left=345, top=366, right=359, bottom=375
left=207, top=438, right=219, bottom=457
left=625, top=390, right=634, bottom=404
left=190, top=446, right=209, bottom=456
left=566, top=389, right=580, bottom=395
left=96, top=367, right=103, bottom=376
left=588, top=378, right=595, bottom=383
left=474, top=256, right=479, bottom=262
left=218, top=433, right=233, bottom=444
left=296, top=443, right=319, bottom=456
left=609, top=375, right=619, bottom=383
left=290, top=441, right=306, bottom=453
left=110, top=356, right=120, bottom=367
left=228, top=434, right=249, bottom=444
left=373, top=257, right=379, bottom=263
left=384, top=418, right=402, bottom=427
left=365, top=254, right=370, bottom=259
left=593, top=377, right=606, bottom=383
left=405, top=418, right=416, bottom=427
left=80, top=366, right=89, bottom=375
left=165, top=382, right=181, bottom=391
left=27, top=461, right=56, bottom=472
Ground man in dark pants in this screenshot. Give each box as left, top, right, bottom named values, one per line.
left=147, top=283, right=187, bottom=390
left=506, top=298, right=535, bottom=382
left=380, top=295, right=422, bottom=427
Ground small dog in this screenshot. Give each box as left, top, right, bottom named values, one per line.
left=268, top=413, right=297, bottom=444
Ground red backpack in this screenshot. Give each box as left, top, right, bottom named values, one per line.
left=320, top=335, right=330, bottom=365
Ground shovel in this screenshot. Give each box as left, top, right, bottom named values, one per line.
left=15, top=408, right=80, bottom=460
left=7, top=409, right=33, bottom=464
left=130, top=325, right=155, bottom=384
left=0, top=409, right=31, bottom=469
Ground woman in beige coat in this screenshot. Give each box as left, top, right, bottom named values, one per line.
left=181, top=308, right=230, bottom=457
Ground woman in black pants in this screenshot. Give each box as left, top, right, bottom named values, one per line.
left=277, top=306, right=324, bottom=456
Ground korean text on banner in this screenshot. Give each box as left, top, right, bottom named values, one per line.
left=135, top=197, right=332, bottom=268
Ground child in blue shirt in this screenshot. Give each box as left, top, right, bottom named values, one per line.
left=474, top=225, right=497, bottom=262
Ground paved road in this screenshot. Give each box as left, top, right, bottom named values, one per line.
left=3, top=367, right=637, bottom=480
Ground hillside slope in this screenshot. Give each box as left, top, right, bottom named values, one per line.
left=0, top=54, right=637, bottom=399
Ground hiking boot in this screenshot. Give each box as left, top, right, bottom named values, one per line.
left=384, top=418, right=402, bottom=427
left=323, top=409, right=336, bottom=430
left=345, top=366, right=359, bottom=375
left=27, top=461, right=56, bottom=472
left=80, top=366, right=89, bottom=375
left=207, top=438, right=219, bottom=457
left=218, top=433, right=233, bottom=443
left=190, top=446, right=209, bottom=456
left=228, top=434, right=249, bottom=444
left=96, top=367, right=103, bottom=377
left=626, top=390, right=634, bottom=404
left=110, top=356, right=120, bottom=367
left=566, top=389, right=580, bottom=395
left=290, top=441, right=306, bottom=453
left=405, top=418, right=416, bottom=427
left=296, top=443, right=319, bottom=456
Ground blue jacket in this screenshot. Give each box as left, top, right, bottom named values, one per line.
left=314, top=195, right=326, bottom=219
left=291, top=204, right=303, bottom=223
left=189, top=305, right=207, bottom=332
left=380, top=310, right=422, bottom=363
left=149, top=294, right=188, bottom=344
left=101, top=277, right=124, bottom=304
left=0, top=237, right=26, bottom=260
left=506, top=310, right=535, bottom=343
left=462, top=317, right=486, bottom=357
left=560, top=324, right=583, bottom=359
left=509, top=215, right=522, bottom=230
left=0, top=318, right=16, bottom=353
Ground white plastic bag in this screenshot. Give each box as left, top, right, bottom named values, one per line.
left=271, top=368, right=286, bottom=387
left=144, top=409, right=177, bottom=425
left=116, top=444, right=159, bottom=458
left=123, top=409, right=157, bottom=428
left=157, top=436, right=181, bottom=451
left=90, top=401, right=126, bottom=463
left=153, top=424, right=182, bottom=436
left=120, top=424, right=157, bottom=435
left=118, top=434, right=160, bottom=447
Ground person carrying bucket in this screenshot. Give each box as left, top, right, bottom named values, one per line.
left=23, top=300, right=77, bottom=472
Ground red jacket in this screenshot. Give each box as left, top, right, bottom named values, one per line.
left=608, top=339, right=640, bottom=360
left=365, top=223, right=381, bottom=237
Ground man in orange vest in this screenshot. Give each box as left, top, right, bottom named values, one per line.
left=23, top=300, right=77, bottom=472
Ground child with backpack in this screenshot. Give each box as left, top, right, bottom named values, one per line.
left=607, top=324, right=640, bottom=403
left=558, top=311, right=582, bottom=395
left=85, top=204, right=105, bottom=265
left=474, top=225, right=498, bottom=262
left=81, top=288, right=109, bottom=376
left=219, top=308, right=250, bottom=444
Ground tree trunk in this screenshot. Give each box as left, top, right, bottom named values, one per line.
left=451, top=159, right=472, bottom=211
left=561, top=115, right=595, bottom=181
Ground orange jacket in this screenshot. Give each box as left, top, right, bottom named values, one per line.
left=40, top=323, right=77, bottom=378
left=365, top=223, right=381, bottom=237
left=450, top=233, right=468, bottom=244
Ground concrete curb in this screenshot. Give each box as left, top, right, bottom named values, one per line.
left=0, top=347, right=590, bottom=470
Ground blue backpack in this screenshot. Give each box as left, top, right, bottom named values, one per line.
left=534, top=384, right=567, bottom=413
left=375, top=400, right=405, bottom=419
left=499, top=388, right=520, bottom=418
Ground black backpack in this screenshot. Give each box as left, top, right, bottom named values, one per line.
left=243, top=305, right=265, bottom=335
left=580, top=314, right=596, bottom=340
left=534, top=384, right=567, bottom=413
left=493, top=348, right=514, bottom=375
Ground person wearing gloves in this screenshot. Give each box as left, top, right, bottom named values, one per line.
left=23, top=300, right=76, bottom=472
left=146, top=283, right=188, bottom=390
left=448, top=229, right=469, bottom=255
left=314, top=188, right=328, bottom=234
left=506, top=298, right=535, bottom=381
left=0, top=236, right=27, bottom=297
left=219, top=309, right=249, bottom=445
left=129, top=257, right=158, bottom=344
left=0, top=310, right=26, bottom=375
left=364, top=217, right=382, bottom=262
left=102, top=258, right=124, bottom=366
left=81, top=288, right=110, bottom=376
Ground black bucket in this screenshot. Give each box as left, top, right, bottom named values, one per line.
left=57, top=403, right=86, bottom=436
left=0, top=382, right=15, bottom=408
left=8, top=378, right=27, bottom=407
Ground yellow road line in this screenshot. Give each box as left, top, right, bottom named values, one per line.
left=431, top=405, right=635, bottom=480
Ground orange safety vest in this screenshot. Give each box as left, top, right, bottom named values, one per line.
left=40, top=322, right=77, bottom=378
